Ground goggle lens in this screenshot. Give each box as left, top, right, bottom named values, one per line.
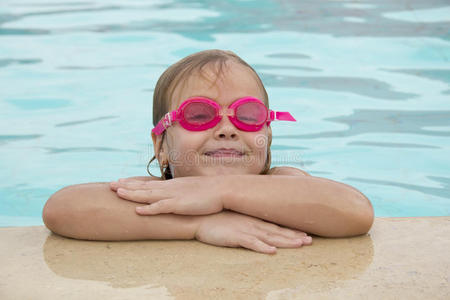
left=183, top=102, right=216, bottom=125
left=236, top=102, right=267, bottom=125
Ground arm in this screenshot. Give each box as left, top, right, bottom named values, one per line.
left=42, top=181, right=312, bottom=254
left=221, top=172, right=374, bottom=237
left=42, top=182, right=199, bottom=240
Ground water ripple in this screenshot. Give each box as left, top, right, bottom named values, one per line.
left=254, top=64, right=321, bottom=72
left=0, top=134, right=42, bottom=143
left=57, top=63, right=169, bottom=70
left=260, top=74, right=418, bottom=100
left=55, top=116, right=119, bottom=127
left=276, top=110, right=450, bottom=139
left=381, top=68, right=450, bottom=86
left=347, top=141, right=440, bottom=149
left=0, top=28, right=50, bottom=35
left=0, top=58, right=42, bottom=68
left=266, top=53, right=311, bottom=59
left=346, top=176, right=450, bottom=201
left=6, top=98, right=72, bottom=110
left=13, top=2, right=94, bottom=7
left=271, top=144, right=309, bottom=151
left=1, top=1, right=448, bottom=41
left=43, top=147, right=139, bottom=154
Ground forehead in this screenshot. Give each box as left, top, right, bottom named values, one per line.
left=170, top=62, right=265, bottom=110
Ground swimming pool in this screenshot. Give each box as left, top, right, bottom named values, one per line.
left=1, top=0, right=449, bottom=226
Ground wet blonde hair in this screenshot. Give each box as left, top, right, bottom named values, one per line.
left=147, top=49, right=272, bottom=179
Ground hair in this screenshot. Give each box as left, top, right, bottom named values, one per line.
left=147, top=49, right=272, bottom=179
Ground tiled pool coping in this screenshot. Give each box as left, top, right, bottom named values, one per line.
left=1, top=217, right=449, bottom=299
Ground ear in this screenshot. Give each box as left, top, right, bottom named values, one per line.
left=151, top=131, right=168, bottom=164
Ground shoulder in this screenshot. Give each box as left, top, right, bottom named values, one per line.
left=266, top=166, right=311, bottom=177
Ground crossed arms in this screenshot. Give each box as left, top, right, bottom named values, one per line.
left=42, top=167, right=373, bottom=254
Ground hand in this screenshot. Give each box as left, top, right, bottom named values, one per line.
left=195, top=211, right=312, bottom=254
left=109, top=176, right=162, bottom=191
left=109, top=176, right=223, bottom=216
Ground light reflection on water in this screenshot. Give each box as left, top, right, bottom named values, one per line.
left=0, top=0, right=449, bottom=225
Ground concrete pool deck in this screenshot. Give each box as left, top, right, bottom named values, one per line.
left=1, top=217, right=449, bottom=299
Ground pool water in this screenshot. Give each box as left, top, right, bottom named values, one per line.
left=1, top=0, right=449, bottom=226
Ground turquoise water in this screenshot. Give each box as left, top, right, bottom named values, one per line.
left=1, top=0, right=449, bottom=226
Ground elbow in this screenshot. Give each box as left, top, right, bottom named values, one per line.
left=343, top=193, right=374, bottom=237
left=42, top=190, right=64, bottom=235
left=362, top=200, right=375, bottom=234
left=318, top=192, right=374, bottom=238
left=351, top=206, right=374, bottom=236
left=42, top=186, right=76, bottom=237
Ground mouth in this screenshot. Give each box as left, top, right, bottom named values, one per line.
left=204, top=149, right=245, bottom=157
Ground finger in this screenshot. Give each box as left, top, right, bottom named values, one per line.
left=135, top=199, right=175, bottom=215
left=110, top=181, right=138, bottom=192
left=109, top=181, right=118, bottom=191
left=238, top=235, right=277, bottom=254
left=109, top=180, right=144, bottom=191
left=302, top=235, right=313, bottom=245
left=116, top=188, right=166, bottom=204
left=254, top=230, right=308, bottom=248
left=251, top=222, right=312, bottom=246
left=254, top=221, right=309, bottom=240
left=112, top=180, right=152, bottom=191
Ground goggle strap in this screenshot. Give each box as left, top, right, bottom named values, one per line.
left=269, top=111, right=296, bottom=122
left=151, top=111, right=178, bottom=135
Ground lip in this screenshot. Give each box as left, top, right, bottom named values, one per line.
left=204, top=148, right=245, bottom=157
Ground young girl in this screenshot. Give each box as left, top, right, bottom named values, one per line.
left=43, top=50, right=373, bottom=254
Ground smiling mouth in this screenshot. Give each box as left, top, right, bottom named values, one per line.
left=204, top=150, right=245, bottom=157
left=205, top=153, right=244, bottom=158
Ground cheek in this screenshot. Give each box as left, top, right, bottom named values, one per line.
left=251, top=127, right=270, bottom=150
left=247, top=133, right=269, bottom=165
left=166, top=130, right=206, bottom=164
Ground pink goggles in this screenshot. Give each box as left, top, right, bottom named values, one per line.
left=152, top=96, right=296, bottom=135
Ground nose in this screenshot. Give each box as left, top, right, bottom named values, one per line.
left=214, top=111, right=238, bottom=140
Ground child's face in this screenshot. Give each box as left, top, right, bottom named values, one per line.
left=153, top=61, right=271, bottom=178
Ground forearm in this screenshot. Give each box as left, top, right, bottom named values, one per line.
left=221, top=175, right=374, bottom=237
left=43, top=183, right=199, bottom=241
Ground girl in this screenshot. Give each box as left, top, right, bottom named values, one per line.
left=43, top=50, right=373, bottom=254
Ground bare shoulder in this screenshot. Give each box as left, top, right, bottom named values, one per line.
left=267, top=166, right=311, bottom=176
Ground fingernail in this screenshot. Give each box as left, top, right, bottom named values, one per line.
left=117, top=188, right=127, bottom=194
left=110, top=181, right=118, bottom=186
left=303, top=236, right=312, bottom=242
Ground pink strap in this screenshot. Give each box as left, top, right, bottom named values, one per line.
left=152, top=122, right=165, bottom=135
left=276, top=111, right=296, bottom=121
left=152, top=111, right=178, bottom=135
left=269, top=111, right=296, bottom=122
